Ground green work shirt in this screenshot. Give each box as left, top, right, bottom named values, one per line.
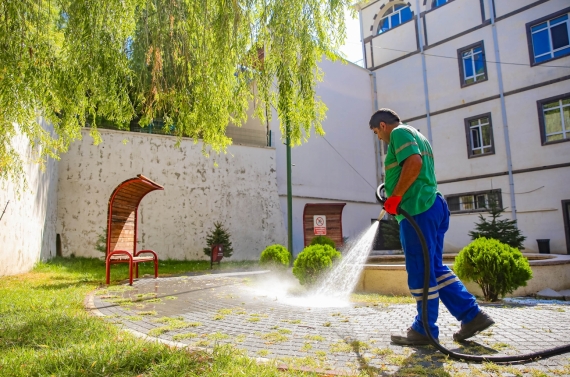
left=384, top=124, right=439, bottom=222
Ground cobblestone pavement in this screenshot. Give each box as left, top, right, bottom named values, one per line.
left=89, top=271, right=570, bottom=376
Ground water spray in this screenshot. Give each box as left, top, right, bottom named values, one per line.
left=375, top=183, right=570, bottom=363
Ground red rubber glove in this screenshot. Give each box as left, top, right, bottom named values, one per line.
left=384, top=196, right=402, bottom=215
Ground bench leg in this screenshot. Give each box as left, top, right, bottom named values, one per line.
left=135, top=263, right=139, bottom=278
left=154, top=258, right=158, bottom=279
left=129, top=261, right=133, bottom=286
left=106, top=260, right=111, bottom=285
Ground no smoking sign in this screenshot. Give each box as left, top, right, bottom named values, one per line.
left=313, top=215, right=327, bottom=235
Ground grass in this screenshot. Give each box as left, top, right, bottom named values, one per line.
left=0, top=257, right=317, bottom=377
left=351, top=293, right=415, bottom=306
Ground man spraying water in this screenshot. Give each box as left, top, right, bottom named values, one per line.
left=369, top=108, right=494, bottom=345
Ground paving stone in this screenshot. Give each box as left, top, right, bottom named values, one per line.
left=90, top=272, right=570, bottom=376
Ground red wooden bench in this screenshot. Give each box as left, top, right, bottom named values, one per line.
left=105, top=174, right=164, bottom=285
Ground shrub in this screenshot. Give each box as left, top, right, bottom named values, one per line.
left=309, top=235, right=336, bottom=249
left=292, top=244, right=341, bottom=286
left=259, top=244, right=290, bottom=270
left=468, top=199, right=526, bottom=250
left=454, top=237, right=532, bottom=302
left=203, top=222, right=233, bottom=258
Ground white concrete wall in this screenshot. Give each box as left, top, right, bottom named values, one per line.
left=429, top=100, right=507, bottom=180
left=424, top=29, right=497, bottom=113
left=273, top=59, right=380, bottom=255
left=495, top=0, right=570, bottom=92
left=424, top=0, right=483, bottom=46
left=506, top=81, right=570, bottom=170
left=494, top=0, right=539, bottom=19
left=0, top=121, right=58, bottom=276
left=56, top=129, right=286, bottom=260
left=374, top=55, right=426, bottom=120
left=370, top=20, right=417, bottom=67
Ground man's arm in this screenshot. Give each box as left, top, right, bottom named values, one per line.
left=392, top=154, right=422, bottom=197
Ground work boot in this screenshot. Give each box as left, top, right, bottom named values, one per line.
left=391, top=327, right=437, bottom=346
left=453, top=310, right=495, bottom=342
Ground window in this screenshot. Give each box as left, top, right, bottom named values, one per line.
left=527, top=10, right=570, bottom=65
left=457, top=41, right=487, bottom=87
left=377, top=4, right=413, bottom=34
left=464, top=113, right=494, bottom=158
left=537, top=93, right=570, bottom=145
left=446, top=190, right=502, bottom=213
left=432, top=0, right=448, bottom=8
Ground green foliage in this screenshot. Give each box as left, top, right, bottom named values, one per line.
left=203, top=222, right=233, bottom=258
left=0, top=258, right=314, bottom=376
left=469, top=200, right=526, bottom=250
left=1, top=0, right=352, bottom=189
left=292, top=244, right=341, bottom=286
left=259, top=244, right=290, bottom=270
left=309, top=235, right=336, bottom=249
left=454, top=237, right=533, bottom=302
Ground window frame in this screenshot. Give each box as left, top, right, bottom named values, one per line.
left=526, top=7, right=570, bottom=67
left=464, top=112, right=495, bottom=158
left=432, top=0, right=448, bottom=9
left=537, top=92, right=570, bottom=146
left=457, top=40, right=488, bottom=88
left=445, top=189, right=502, bottom=214
left=377, top=4, right=414, bottom=35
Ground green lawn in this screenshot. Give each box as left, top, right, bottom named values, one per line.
left=0, top=257, right=316, bottom=377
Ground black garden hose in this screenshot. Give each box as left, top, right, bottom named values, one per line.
left=376, top=184, right=570, bottom=362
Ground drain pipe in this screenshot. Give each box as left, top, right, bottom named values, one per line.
left=359, top=8, right=366, bottom=68
left=414, top=0, right=433, bottom=145
left=488, top=0, right=517, bottom=221
left=370, top=71, right=384, bottom=185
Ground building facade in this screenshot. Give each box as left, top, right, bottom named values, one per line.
left=272, top=58, right=382, bottom=256
left=357, top=0, right=570, bottom=253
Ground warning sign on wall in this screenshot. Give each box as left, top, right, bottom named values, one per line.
left=313, top=215, right=327, bottom=235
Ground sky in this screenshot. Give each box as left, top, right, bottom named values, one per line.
left=339, top=10, right=364, bottom=65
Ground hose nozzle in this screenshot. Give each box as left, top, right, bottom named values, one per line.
left=376, top=183, right=387, bottom=221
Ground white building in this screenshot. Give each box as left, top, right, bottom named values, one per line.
left=271, top=59, right=381, bottom=256
left=356, top=0, right=570, bottom=254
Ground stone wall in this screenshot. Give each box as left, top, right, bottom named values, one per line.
left=56, top=128, right=286, bottom=260
left=0, top=120, right=59, bottom=276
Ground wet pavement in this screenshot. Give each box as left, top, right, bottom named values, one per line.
left=87, top=270, right=570, bottom=376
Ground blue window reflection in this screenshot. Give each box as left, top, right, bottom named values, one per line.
left=530, top=13, right=570, bottom=63
left=433, top=0, right=448, bottom=8
left=377, top=4, right=413, bottom=34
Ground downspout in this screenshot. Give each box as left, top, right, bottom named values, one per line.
left=359, top=9, right=366, bottom=68
left=414, top=0, right=433, bottom=145
left=488, top=0, right=517, bottom=221
left=371, top=71, right=384, bottom=185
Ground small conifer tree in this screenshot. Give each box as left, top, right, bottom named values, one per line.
left=469, top=198, right=526, bottom=250
left=203, top=222, right=233, bottom=258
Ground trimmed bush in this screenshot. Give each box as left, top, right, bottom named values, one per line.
left=454, top=237, right=532, bottom=302
left=292, top=244, right=341, bottom=286
left=309, top=235, right=336, bottom=249
left=259, top=244, right=290, bottom=270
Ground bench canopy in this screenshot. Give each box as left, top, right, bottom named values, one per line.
left=106, top=174, right=164, bottom=256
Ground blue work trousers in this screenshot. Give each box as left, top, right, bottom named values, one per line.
left=399, top=195, right=479, bottom=339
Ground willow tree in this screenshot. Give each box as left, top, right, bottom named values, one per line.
left=1, top=0, right=350, bottom=186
